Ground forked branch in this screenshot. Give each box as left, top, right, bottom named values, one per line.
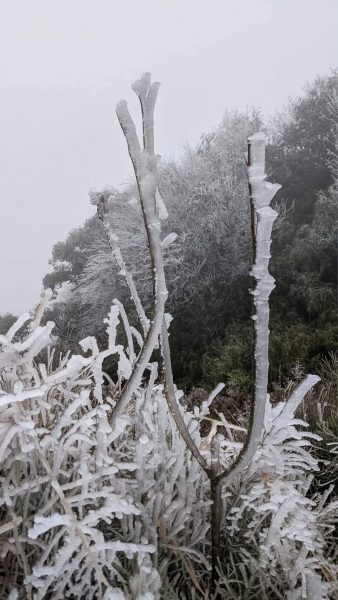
left=111, top=74, right=209, bottom=473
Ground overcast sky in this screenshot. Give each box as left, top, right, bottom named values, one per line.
left=0, top=0, right=337, bottom=314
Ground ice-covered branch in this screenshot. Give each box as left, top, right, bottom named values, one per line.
left=132, top=72, right=160, bottom=154
left=111, top=74, right=168, bottom=419
left=216, top=134, right=280, bottom=486
left=216, top=134, right=320, bottom=489
left=90, top=187, right=149, bottom=336
left=114, top=74, right=208, bottom=471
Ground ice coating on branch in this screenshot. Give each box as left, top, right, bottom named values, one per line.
left=27, top=288, right=53, bottom=332
left=111, top=71, right=171, bottom=422
left=130, top=326, right=144, bottom=349
left=80, top=336, right=100, bottom=356
left=5, top=312, right=31, bottom=341
left=200, top=382, right=225, bottom=418
left=219, top=133, right=320, bottom=491
left=0, top=322, right=54, bottom=355
left=117, top=349, right=132, bottom=380
left=161, top=232, right=177, bottom=249
left=247, top=133, right=279, bottom=451
left=28, top=514, right=73, bottom=539
left=164, top=312, right=173, bottom=329
left=0, top=384, right=46, bottom=407
left=103, top=305, right=132, bottom=381
left=46, top=353, right=91, bottom=383
left=93, top=188, right=149, bottom=336
left=278, top=373, right=321, bottom=420
left=104, top=305, right=120, bottom=349
left=131, top=72, right=152, bottom=96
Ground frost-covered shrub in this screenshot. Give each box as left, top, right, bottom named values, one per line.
left=0, top=299, right=161, bottom=599
left=0, top=294, right=214, bottom=599
left=1, top=301, right=336, bottom=599
left=218, top=382, right=338, bottom=599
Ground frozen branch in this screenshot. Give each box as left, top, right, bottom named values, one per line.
left=114, top=74, right=208, bottom=470
left=90, top=188, right=149, bottom=337
left=111, top=75, right=168, bottom=419
left=217, top=133, right=280, bottom=486
left=216, top=134, right=320, bottom=489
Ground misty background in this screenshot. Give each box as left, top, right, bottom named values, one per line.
left=0, top=0, right=337, bottom=314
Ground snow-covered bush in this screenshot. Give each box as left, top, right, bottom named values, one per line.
left=1, top=301, right=336, bottom=598
left=0, top=296, right=158, bottom=599
left=0, top=293, right=213, bottom=599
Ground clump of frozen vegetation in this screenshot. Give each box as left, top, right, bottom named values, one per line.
left=0, top=292, right=214, bottom=599
left=218, top=382, right=338, bottom=599
left=0, top=74, right=337, bottom=599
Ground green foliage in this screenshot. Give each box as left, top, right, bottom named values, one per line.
left=269, top=318, right=337, bottom=382
left=170, top=276, right=251, bottom=390
left=200, top=316, right=337, bottom=396
left=200, top=323, right=252, bottom=393
left=271, top=182, right=337, bottom=324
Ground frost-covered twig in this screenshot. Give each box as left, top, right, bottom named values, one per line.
left=216, top=134, right=282, bottom=487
